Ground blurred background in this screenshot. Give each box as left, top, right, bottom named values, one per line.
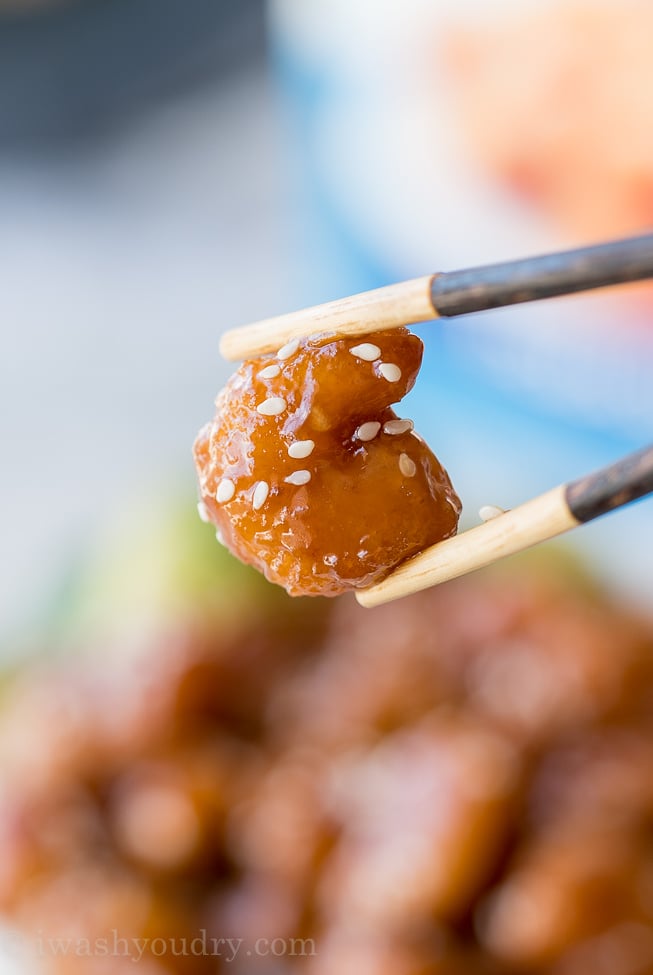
left=1, top=0, right=653, bottom=972
left=1, top=0, right=282, bottom=650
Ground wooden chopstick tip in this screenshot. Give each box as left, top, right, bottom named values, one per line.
left=219, top=276, right=437, bottom=361
left=356, top=486, right=576, bottom=608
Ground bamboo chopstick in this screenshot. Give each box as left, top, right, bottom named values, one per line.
left=356, top=444, right=653, bottom=608
left=220, top=233, right=653, bottom=360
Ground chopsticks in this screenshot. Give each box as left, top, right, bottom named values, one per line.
left=219, top=235, right=653, bottom=604
left=220, top=232, right=653, bottom=360
left=356, top=445, right=653, bottom=608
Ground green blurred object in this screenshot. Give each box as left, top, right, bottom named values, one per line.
left=53, top=496, right=324, bottom=651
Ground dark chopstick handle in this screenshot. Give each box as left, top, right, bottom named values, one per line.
left=431, top=233, right=653, bottom=317
left=566, top=444, right=653, bottom=525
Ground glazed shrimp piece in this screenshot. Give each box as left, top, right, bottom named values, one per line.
left=194, top=329, right=460, bottom=597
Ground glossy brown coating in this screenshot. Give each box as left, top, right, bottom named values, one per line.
left=316, top=716, right=521, bottom=926
left=194, top=328, right=461, bottom=596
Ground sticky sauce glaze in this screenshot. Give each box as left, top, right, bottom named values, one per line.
left=194, top=328, right=461, bottom=596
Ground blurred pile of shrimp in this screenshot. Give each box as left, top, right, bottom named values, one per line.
left=2, top=509, right=653, bottom=975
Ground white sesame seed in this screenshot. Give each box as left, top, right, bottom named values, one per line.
left=197, top=500, right=210, bottom=522
left=479, top=505, right=505, bottom=522
left=216, top=529, right=226, bottom=546
left=257, top=396, right=287, bottom=416
left=258, top=363, right=281, bottom=380
left=288, top=439, right=315, bottom=459
left=399, top=453, right=416, bottom=477
left=383, top=419, right=414, bottom=436
left=378, top=362, right=402, bottom=382
left=285, top=470, right=311, bottom=486
left=216, top=479, right=235, bottom=503
left=350, top=342, right=381, bottom=362
left=252, top=481, right=270, bottom=510
left=277, top=338, right=300, bottom=360
left=354, top=421, right=381, bottom=442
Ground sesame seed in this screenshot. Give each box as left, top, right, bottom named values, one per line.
left=399, top=453, right=416, bottom=477
left=354, top=421, right=381, bottom=442
left=277, top=338, right=300, bottom=360
left=350, top=342, right=381, bottom=362
left=258, top=363, right=281, bottom=380
left=479, top=505, right=505, bottom=522
left=257, top=396, right=286, bottom=416
left=383, top=418, right=414, bottom=435
left=252, top=481, right=270, bottom=510
left=216, top=530, right=226, bottom=546
left=378, top=362, right=402, bottom=382
left=288, top=439, right=315, bottom=459
left=197, top=501, right=210, bottom=522
left=216, top=479, right=235, bottom=503
left=285, top=470, right=311, bottom=486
